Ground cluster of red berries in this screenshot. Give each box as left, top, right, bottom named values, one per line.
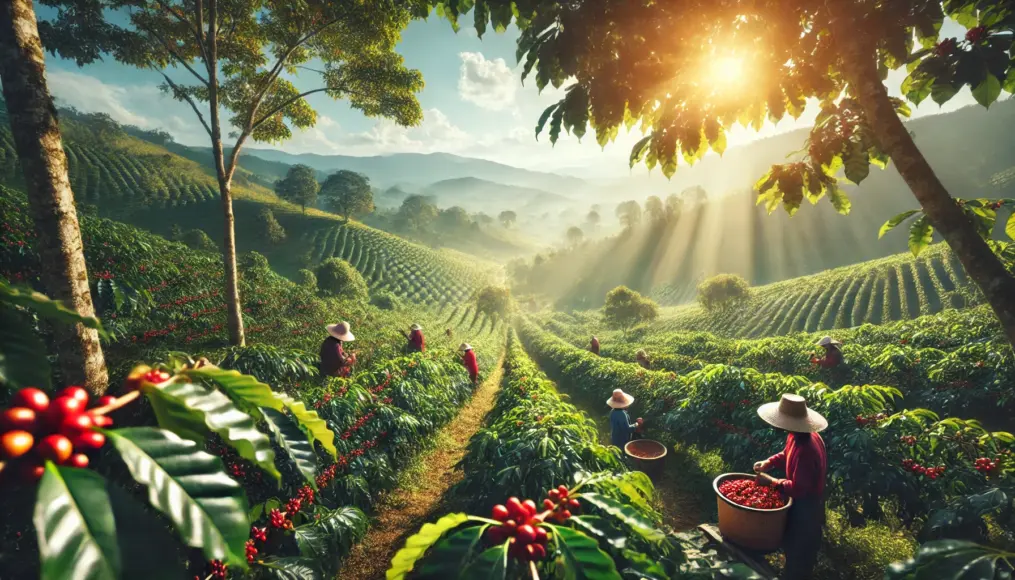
left=901, top=459, right=945, bottom=479
left=204, top=560, right=227, bottom=580
left=544, top=485, right=580, bottom=523
left=159, top=290, right=220, bottom=309
left=974, top=457, right=1001, bottom=475
left=718, top=478, right=786, bottom=510
left=965, top=26, right=987, bottom=44
left=899, top=435, right=917, bottom=446
left=485, top=495, right=552, bottom=562
left=340, top=411, right=378, bottom=440
left=125, top=366, right=172, bottom=391
left=269, top=508, right=293, bottom=530
left=1, top=386, right=114, bottom=482
left=713, top=419, right=749, bottom=436
left=935, top=37, right=957, bottom=56
left=855, top=413, right=887, bottom=427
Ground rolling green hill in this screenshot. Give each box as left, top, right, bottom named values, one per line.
left=645, top=243, right=975, bottom=337
left=0, top=111, right=495, bottom=307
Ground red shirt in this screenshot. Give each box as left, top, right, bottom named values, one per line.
left=319, top=337, right=349, bottom=376
left=590, top=339, right=600, bottom=355
left=816, top=347, right=843, bottom=368
left=463, top=350, right=478, bottom=379
left=409, top=330, right=425, bottom=352
left=766, top=432, right=827, bottom=498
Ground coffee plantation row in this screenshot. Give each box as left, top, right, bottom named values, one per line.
left=385, top=330, right=758, bottom=579
left=514, top=317, right=1015, bottom=578
left=535, top=306, right=1014, bottom=423
left=650, top=245, right=975, bottom=337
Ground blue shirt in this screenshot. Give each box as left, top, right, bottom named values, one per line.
left=610, top=408, right=637, bottom=449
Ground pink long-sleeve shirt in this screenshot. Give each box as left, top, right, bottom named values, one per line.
left=766, top=432, right=827, bottom=499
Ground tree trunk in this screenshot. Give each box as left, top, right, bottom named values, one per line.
left=840, top=39, right=1015, bottom=349
left=205, top=0, right=244, bottom=346
left=0, top=0, right=108, bottom=393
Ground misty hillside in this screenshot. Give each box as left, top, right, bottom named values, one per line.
left=420, top=177, right=571, bottom=213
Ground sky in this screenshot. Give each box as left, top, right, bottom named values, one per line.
left=41, top=12, right=986, bottom=177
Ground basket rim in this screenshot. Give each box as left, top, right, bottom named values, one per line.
left=713, top=472, right=794, bottom=513
left=623, top=439, right=668, bottom=460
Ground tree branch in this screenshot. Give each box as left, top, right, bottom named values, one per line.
left=152, top=0, right=209, bottom=66
left=249, top=87, right=335, bottom=132
left=138, top=21, right=211, bottom=87
left=154, top=66, right=213, bottom=137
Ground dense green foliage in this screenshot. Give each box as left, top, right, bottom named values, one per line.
left=475, top=286, right=512, bottom=320
left=320, top=170, right=374, bottom=222
left=696, top=274, right=751, bottom=311
left=314, top=258, right=369, bottom=302
left=275, top=165, right=320, bottom=215
left=602, top=286, right=659, bottom=334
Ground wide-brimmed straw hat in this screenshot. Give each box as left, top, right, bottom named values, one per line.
left=459, top=343, right=473, bottom=352
left=607, top=389, right=635, bottom=409
left=410, top=323, right=422, bottom=331
left=758, top=394, right=828, bottom=433
left=636, top=349, right=648, bottom=357
left=326, top=322, right=355, bottom=342
left=816, top=336, right=841, bottom=347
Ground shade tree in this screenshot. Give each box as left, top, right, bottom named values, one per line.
left=615, top=200, right=642, bottom=229
left=499, top=210, right=518, bottom=228
left=602, top=285, right=659, bottom=335
left=320, top=170, right=374, bottom=222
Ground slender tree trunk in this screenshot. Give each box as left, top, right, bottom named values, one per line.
left=839, top=38, right=1015, bottom=349
left=205, top=0, right=244, bottom=346
left=0, top=0, right=108, bottom=393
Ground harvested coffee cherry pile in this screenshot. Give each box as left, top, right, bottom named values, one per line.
left=718, top=478, right=786, bottom=509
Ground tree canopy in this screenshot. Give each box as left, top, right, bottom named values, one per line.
left=397, top=194, right=439, bottom=232
left=498, top=210, right=517, bottom=228
left=566, top=226, right=584, bottom=246
left=615, top=201, right=642, bottom=229
left=320, top=170, right=374, bottom=221
left=275, top=165, right=320, bottom=214
left=314, top=258, right=368, bottom=302
left=602, top=286, right=658, bottom=334
left=697, top=273, right=752, bottom=311
left=476, top=285, right=513, bottom=318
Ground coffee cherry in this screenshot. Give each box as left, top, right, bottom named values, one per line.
left=534, top=526, right=549, bottom=545
left=125, top=365, right=152, bottom=391
left=60, top=386, right=89, bottom=406
left=59, top=413, right=94, bottom=435
left=543, top=499, right=555, bottom=510
left=530, top=543, right=546, bottom=561
left=1, top=407, right=37, bottom=433
left=47, top=396, right=85, bottom=427
left=12, top=388, right=50, bottom=414
left=559, top=509, right=572, bottom=521
left=69, top=453, right=89, bottom=468
left=95, top=395, right=117, bottom=408
left=547, top=489, right=560, bottom=502
left=506, top=497, right=525, bottom=519
left=72, top=431, right=106, bottom=451
left=486, top=525, right=506, bottom=544
left=522, top=499, right=537, bottom=517
left=1, top=431, right=34, bottom=459
left=90, top=414, right=114, bottom=428
left=568, top=498, right=581, bottom=510
left=36, top=434, right=73, bottom=464
left=516, top=524, right=536, bottom=544
left=491, top=504, right=510, bottom=522
left=557, top=485, right=569, bottom=498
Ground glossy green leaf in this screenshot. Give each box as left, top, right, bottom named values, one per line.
left=551, top=524, right=619, bottom=579
left=145, top=380, right=280, bottom=482
left=262, top=407, right=318, bottom=488
left=880, top=210, right=921, bottom=239
left=273, top=393, right=337, bottom=459
left=843, top=142, right=870, bottom=185
left=460, top=543, right=509, bottom=580
left=972, top=74, right=1002, bottom=109
left=580, top=492, right=667, bottom=544
left=885, top=540, right=1015, bottom=580
left=931, top=81, right=959, bottom=105
left=294, top=506, right=368, bottom=566
left=412, top=524, right=487, bottom=578
left=0, top=305, right=52, bottom=389
left=0, top=280, right=107, bottom=336
left=106, top=427, right=249, bottom=568
left=186, top=367, right=284, bottom=413
left=260, top=557, right=324, bottom=580
left=570, top=515, right=627, bottom=549
left=34, top=463, right=120, bottom=580
left=1006, top=211, right=1015, bottom=241
left=828, top=186, right=852, bottom=215
left=105, top=481, right=188, bottom=579
left=387, top=512, right=470, bottom=580
left=908, top=215, right=935, bottom=257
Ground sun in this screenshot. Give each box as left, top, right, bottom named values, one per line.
left=710, top=56, right=745, bottom=87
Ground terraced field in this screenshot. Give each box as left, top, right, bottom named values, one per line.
left=302, top=222, right=495, bottom=306
left=649, top=244, right=973, bottom=337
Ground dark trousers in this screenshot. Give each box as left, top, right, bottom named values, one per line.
left=782, top=495, right=825, bottom=580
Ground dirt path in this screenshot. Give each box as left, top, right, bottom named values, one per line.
left=340, top=356, right=505, bottom=580
left=557, top=389, right=704, bottom=532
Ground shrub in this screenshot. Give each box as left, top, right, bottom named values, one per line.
left=371, top=291, right=401, bottom=310
left=180, top=228, right=216, bottom=252
left=258, top=207, right=287, bottom=244
left=296, top=268, right=318, bottom=291
left=696, top=273, right=751, bottom=310
left=314, top=257, right=368, bottom=301
left=817, top=510, right=917, bottom=580
left=602, top=285, right=658, bottom=334
left=476, top=285, right=513, bottom=318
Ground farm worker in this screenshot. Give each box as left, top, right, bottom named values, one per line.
left=635, top=350, right=652, bottom=370
left=753, top=393, right=828, bottom=580
left=811, top=336, right=844, bottom=369
left=589, top=336, right=600, bottom=355
left=445, top=327, right=453, bottom=339
left=460, top=343, right=479, bottom=384
left=607, top=389, right=643, bottom=449
left=402, top=323, right=425, bottom=353
left=320, top=322, right=357, bottom=378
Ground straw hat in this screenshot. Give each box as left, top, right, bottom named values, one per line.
left=459, top=343, right=473, bottom=352
left=636, top=349, right=648, bottom=357
left=816, top=336, right=841, bottom=347
left=757, top=394, right=828, bottom=433
left=607, top=389, right=635, bottom=409
left=410, top=323, right=422, bottom=331
left=326, top=322, right=355, bottom=342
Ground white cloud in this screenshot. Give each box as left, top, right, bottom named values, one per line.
left=340, top=108, right=471, bottom=154
left=457, top=52, right=518, bottom=111
left=47, top=70, right=162, bottom=129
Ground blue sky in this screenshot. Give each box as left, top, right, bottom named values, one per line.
left=42, top=14, right=986, bottom=176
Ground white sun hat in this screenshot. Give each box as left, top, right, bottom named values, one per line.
left=410, top=323, right=422, bottom=331
left=326, top=322, right=355, bottom=342
left=606, top=389, right=635, bottom=409
left=816, top=336, right=841, bottom=347
left=757, top=393, right=828, bottom=433
left=459, top=343, right=473, bottom=352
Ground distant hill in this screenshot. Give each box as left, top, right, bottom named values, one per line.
left=420, top=177, right=572, bottom=213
